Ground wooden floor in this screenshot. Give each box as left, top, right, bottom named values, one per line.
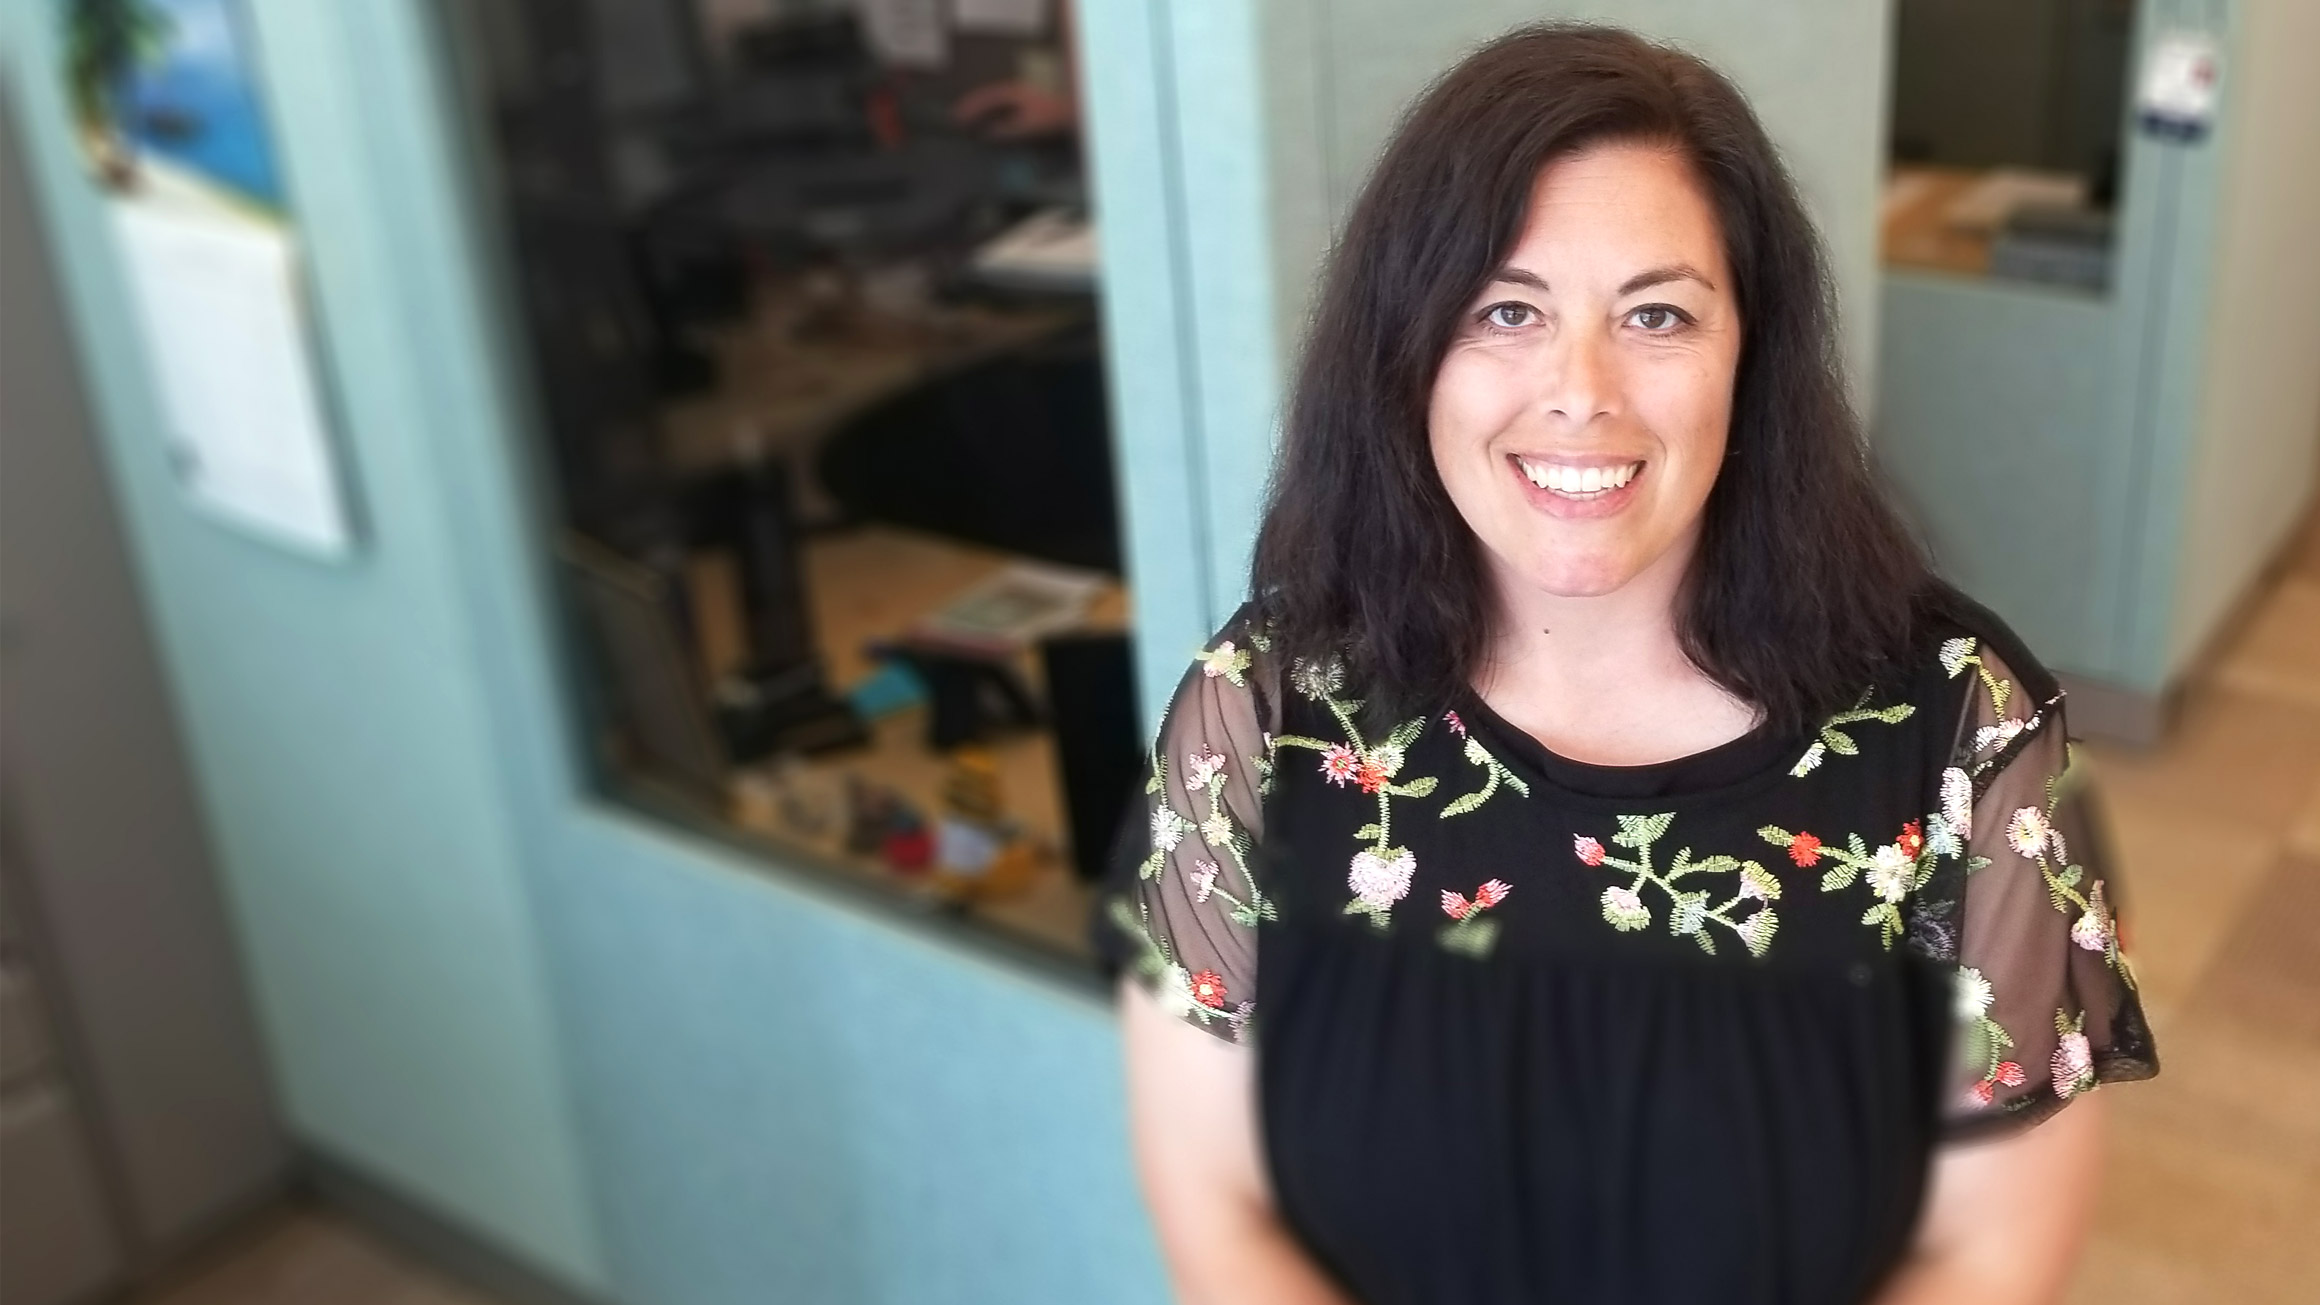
left=123, top=518, right=2320, bottom=1305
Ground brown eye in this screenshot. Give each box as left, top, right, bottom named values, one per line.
left=1627, top=305, right=1689, bottom=331
left=1484, top=303, right=1535, bottom=330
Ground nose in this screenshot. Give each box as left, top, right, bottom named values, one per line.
left=1538, top=323, right=1618, bottom=428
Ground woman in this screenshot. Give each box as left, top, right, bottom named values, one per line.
left=1093, top=23, right=2156, bottom=1305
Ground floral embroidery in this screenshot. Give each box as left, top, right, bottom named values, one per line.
left=1953, top=965, right=2026, bottom=1108
left=2001, top=751, right=2133, bottom=982
left=1196, top=639, right=1252, bottom=685
left=1757, top=820, right=1935, bottom=949
left=1789, top=690, right=1916, bottom=776
left=1440, top=735, right=1531, bottom=818
left=1444, top=710, right=1467, bottom=736
left=1347, top=847, right=1417, bottom=921
left=1579, top=813, right=1782, bottom=957
left=1272, top=665, right=1445, bottom=929
left=1105, top=897, right=1254, bottom=1041
left=2051, top=1010, right=2095, bottom=1098
left=1942, top=637, right=2056, bottom=774
left=1143, top=740, right=1276, bottom=925
left=1438, top=879, right=1512, bottom=957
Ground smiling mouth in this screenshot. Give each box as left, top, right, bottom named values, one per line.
left=1512, top=455, right=1645, bottom=500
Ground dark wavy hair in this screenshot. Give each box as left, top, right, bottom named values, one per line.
left=1248, top=23, right=1938, bottom=737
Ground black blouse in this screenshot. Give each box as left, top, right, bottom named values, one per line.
left=1094, top=597, right=2156, bottom=1305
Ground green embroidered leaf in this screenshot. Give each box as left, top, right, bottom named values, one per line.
left=1353, top=823, right=1384, bottom=842
left=1824, top=730, right=1860, bottom=757
left=2055, top=864, right=2083, bottom=889
left=1384, top=718, right=1427, bottom=752
left=1738, top=908, right=1779, bottom=957
left=1139, top=849, right=1165, bottom=880
left=1821, top=864, right=1860, bottom=893
left=1847, top=833, right=1870, bottom=859
left=1388, top=775, right=1439, bottom=798
left=1691, top=854, right=1742, bottom=875
left=1271, top=734, right=1338, bottom=752
left=1961, top=1017, right=1996, bottom=1071
left=1438, top=790, right=1487, bottom=819
left=1613, top=812, right=1677, bottom=849
left=1757, top=825, right=1795, bottom=846
left=1690, top=928, right=1718, bottom=956
left=1438, top=917, right=1500, bottom=958
left=1501, top=771, right=1531, bottom=797
left=1966, top=855, right=1994, bottom=874
left=1740, top=862, right=1783, bottom=902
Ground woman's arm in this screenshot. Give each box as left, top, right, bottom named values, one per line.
left=1120, top=977, right=1356, bottom=1305
left=1875, top=1094, right=2106, bottom=1305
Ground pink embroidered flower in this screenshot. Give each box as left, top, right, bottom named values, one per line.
left=1188, top=969, right=1229, bottom=1009
left=1897, top=821, right=1924, bottom=860
left=2051, top=1031, right=2094, bottom=1099
left=1199, top=641, right=1237, bottom=676
left=1574, top=835, right=1607, bottom=866
left=1442, top=878, right=1512, bottom=921
left=1996, top=1061, right=2027, bottom=1088
left=1787, top=831, right=1823, bottom=867
left=1319, top=745, right=1360, bottom=787
left=1185, top=749, right=1227, bottom=790
left=1601, top=885, right=1649, bottom=931
left=2070, top=882, right=2112, bottom=952
left=2006, top=806, right=2052, bottom=859
left=1444, top=710, right=1467, bottom=737
left=1354, top=757, right=1390, bottom=794
left=1190, top=859, right=1221, bottom=903
left=1348, top=848, right=1417, bottom=910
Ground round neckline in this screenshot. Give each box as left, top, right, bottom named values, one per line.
left=1450, top=682, right=1806, bottom=804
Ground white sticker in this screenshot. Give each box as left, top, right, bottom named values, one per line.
left=2136, top=30, right=2222, bottom=142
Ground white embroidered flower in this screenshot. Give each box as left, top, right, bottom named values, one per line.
left=2071, top=883, right=2110, bottom=952
left=1199, top=808, right=1235, bottom=849
left=2006, top=806, right=2052, bottom=859
left=1867, top=843, right=1915, bottom=903
left=1669, top=893, right=1708, bottom=936
left=2051, top=1030, right=2095, bottom=1099
left=1940, top=767, right=1973, bottom=838
left=1600, top=885, right=1650, bottom=932
left=1185, top=749, right=1228, bottom=790
left=1973, top=717, right=2026, bottom=754
left=1290, top=656, right=1344, bottom=701
left=1157, top=964, right=1196, bottom=1019
left=1150, top=805, right=1192, bottom=853
left=1738, top=908, right=1779, bottom=958
left=1190, top=859, right=1221, bottom=903
left=1369, top=743, right=1406, bottom=780
left=1954, top=966, right=1994, bottom=1021
left=1347, top=848, right=1417, bottom=911
left=1939, top=637, right=1977, bottom=678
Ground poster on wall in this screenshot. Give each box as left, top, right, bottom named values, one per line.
left=63, top=0, right=357, bottom=559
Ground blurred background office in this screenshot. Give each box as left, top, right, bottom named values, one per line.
left=0, top=2, right=2314, bottom=1304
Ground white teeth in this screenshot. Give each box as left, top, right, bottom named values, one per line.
left=1517, top=458, right=1641, bottom=497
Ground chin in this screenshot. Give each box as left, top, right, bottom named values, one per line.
left=1517, top=551, right=1639, bottom=598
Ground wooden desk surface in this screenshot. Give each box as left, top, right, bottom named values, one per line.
left=710, top=524, right=1123, bottom=961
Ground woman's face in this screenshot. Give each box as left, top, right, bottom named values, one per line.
left=1428, top=142, right=1741, bottom=601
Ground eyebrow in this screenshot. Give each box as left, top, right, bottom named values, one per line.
left=1487, top=263, right=1718, bottom=296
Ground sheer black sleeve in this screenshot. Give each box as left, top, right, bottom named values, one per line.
left=1938, top=638, right=2159, bottom=1139
left=1092, top=606, right=1282, bottom=1045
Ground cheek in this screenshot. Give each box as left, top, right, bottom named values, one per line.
left=1634, top=355, right=1734, bottom=487
left=1427, top=354, right=1521, bottom=471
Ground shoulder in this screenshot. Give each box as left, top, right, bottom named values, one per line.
left=1156, top=599, right=1288, bottom=740
left=1910, top=582, right=2062, bottom=709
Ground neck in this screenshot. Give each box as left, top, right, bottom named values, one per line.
left=1478, top=529, right=1700, bottom=697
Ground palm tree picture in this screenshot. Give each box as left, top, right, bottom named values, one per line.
left=64, top=0, right=173, bottom=190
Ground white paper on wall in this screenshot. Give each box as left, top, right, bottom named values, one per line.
left=856, top=0, right=949, bottom=68
left=112, top=202, right=353, bottom=558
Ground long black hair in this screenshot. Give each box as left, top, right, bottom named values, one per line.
left=1248, top=22, right=1938, bottom=736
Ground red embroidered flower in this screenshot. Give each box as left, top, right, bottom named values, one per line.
left=1897, top=821, right=1925, bottom=860
left=1354, top=757, right=1390, bottom=794
left=1188, top=969, right=1228, bottom=1009
left=1441, top=890, right=1473, bottom=920
left=1787, top=832, right=1823, bottom=867
left=1995, top=1061, right=2026, bottom=1088
left=1574, top=835, right=1606, bottom=866
left=1444, top=710, right=1467, bottom=737
left=1473, top=879, right=1511, bottom=910
left=1968, top=1080, right=1996, bottom=1107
